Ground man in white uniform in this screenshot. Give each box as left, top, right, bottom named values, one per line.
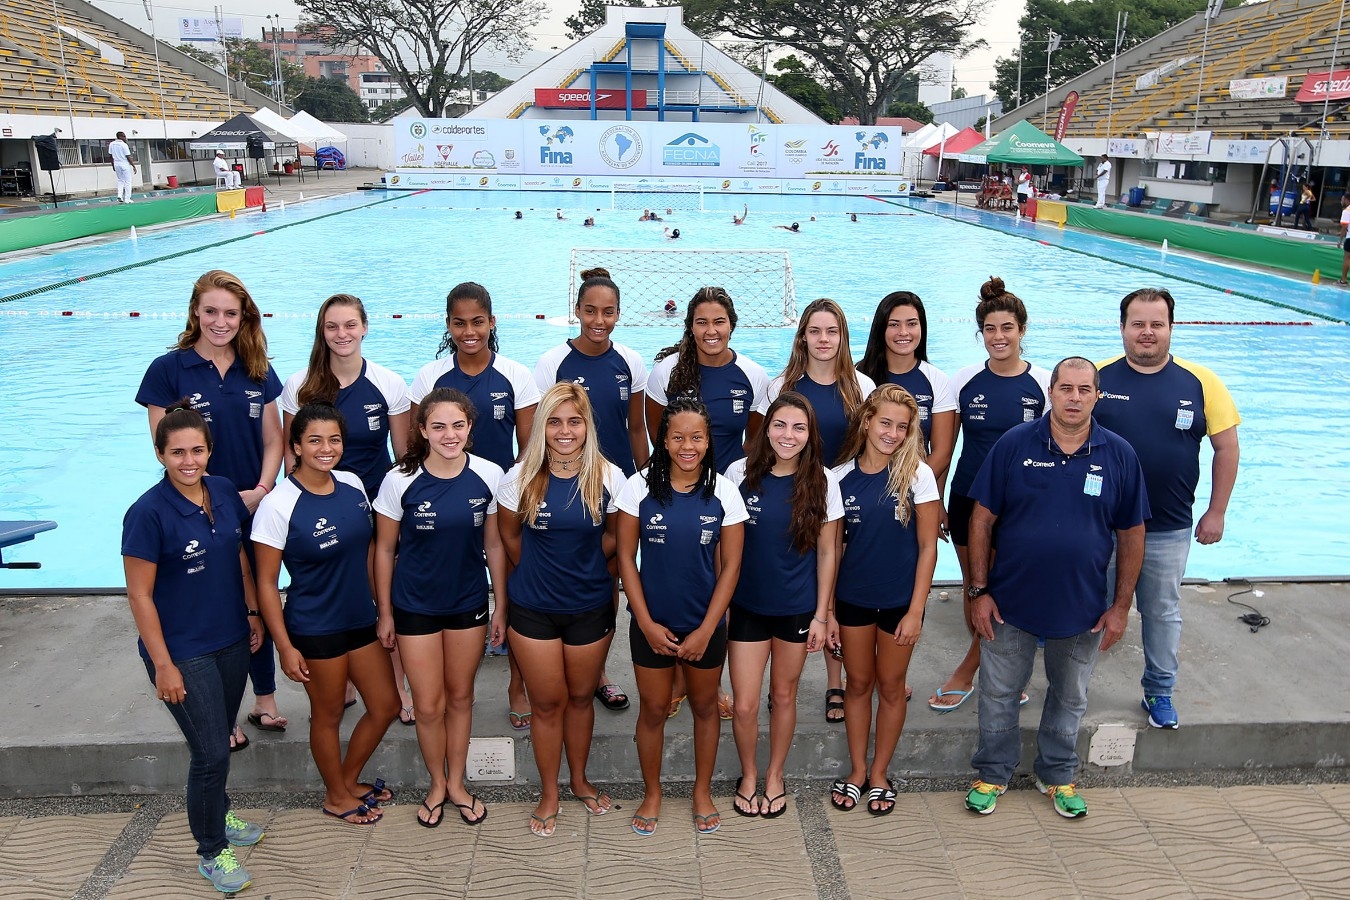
left=108, top=132, right=136, bottom=203
left=1095, top=154, right=1112, bottom=209
left=213, top=151, right=241, bottom=189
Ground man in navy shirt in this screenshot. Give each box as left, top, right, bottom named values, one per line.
left=1095, top=288, right=1241, bottom=730
left=963, top=358, right=1148, bottom=819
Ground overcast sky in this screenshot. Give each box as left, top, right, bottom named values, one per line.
left=89, top=0, right=1025, bottom=100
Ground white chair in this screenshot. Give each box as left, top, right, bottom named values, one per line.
left=215, top=172, right=230, bottom=189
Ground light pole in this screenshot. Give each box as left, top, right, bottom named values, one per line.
left=141, top=0, right=171, bottom=177
left=265, top=14, right=285, bottom=111
left=1043, top=31, right=1060, bottom=130
left=1194, top=0, right=1223, bottom=130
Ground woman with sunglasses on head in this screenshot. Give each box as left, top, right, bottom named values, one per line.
left=136, top=269, right=286, bottom=749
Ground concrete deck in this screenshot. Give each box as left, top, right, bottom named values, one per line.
left=1, top=580, right=1345, bottom=799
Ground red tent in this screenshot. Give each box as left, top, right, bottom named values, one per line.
left=922, top=127, right=985, bottom=156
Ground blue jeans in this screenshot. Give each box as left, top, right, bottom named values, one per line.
left=1107, top=528, right=1190, bottom=698
left=972, top=621, right=1102, bottom=787
left=144, top=637, right=250, bottom=858
left=241, top=522, right=277, bottom=698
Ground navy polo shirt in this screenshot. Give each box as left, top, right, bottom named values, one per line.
left=970, top=417, right=1150, bottom=638
left=759, top=372, right=877, bottom=467
left=726, top=460, right=844, bottom=616
left=121, top=474, right=251, bottom=661
left=497, top=463, right=624, bottom=614
left=1094, top=355, right=1241, bottom=533
left=535, top=341, right=649, bottom=476
left=410, top=352, right=540, bottom=471
left=885, top=360, right=957, bottom=449
left=373, top=455, right=503, bottom=616
left=833, top=459, right=941, bottom=609
left=649, top=352, right=770, bottom=472
left=137, top=349, right=283, bottom=492
left=615, top=471, right=749, bottom=632
left=950, top=361, right=1051, bottom=497
left=251, top=469, right=376, bottom=636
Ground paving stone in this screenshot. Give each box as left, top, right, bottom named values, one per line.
left=350, top=865, right=467, bottom=899
left=1162, top=844, right=1306, bottom=898
left=1058, top=846, right=1195, bottom=899
left=1124, top=786, right=1262, bottom=846
left=1269, top=843, right=1350, bottom=897
left=1220, top=784, right=1350, bottom=843
left=928, top=787, right=1053, bottom=850
left=0, top=813, right=130, bottom=880
left=1032, top=788, right=1158, bottom=848
left=949, top=842, right=1074, bottom=897
left=837, top=851, right=963, bottom=900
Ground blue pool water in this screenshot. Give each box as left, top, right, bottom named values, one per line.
left=2, top=189, right=1348, bottom=587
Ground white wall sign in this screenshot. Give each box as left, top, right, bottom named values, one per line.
left=1229, top=76, right=1287, bottom=100
left=178, top=16, right=243, bottom=41
left=1156, top=130, right=1212, bottom=155
left=1087, top=724, right=1138, bottom=767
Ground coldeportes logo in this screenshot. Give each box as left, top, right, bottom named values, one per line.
left=599, top=125, right=642, bottom=168
left=664, top=132, right=720, bottom=167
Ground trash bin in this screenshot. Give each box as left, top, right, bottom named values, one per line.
left=166, top=175, right=179, bottom=188
left=1128, top=187, right=1146, bottom=207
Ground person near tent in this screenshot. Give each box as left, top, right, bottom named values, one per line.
left=1095, top=155, right=1112, bottom=209
left=1015, top=166, right=1034, bottom=217
left=109, top=131, right=136, bottom=203
left=214, top=151, right=241, bottom=190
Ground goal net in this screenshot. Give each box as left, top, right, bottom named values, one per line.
left=568, top=248, right=797, bottom=327
left=611, top=181, right=704, bottom=211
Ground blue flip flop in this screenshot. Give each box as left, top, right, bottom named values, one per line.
left=928, top=688, right=974, bottom=712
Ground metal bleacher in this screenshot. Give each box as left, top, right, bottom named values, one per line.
left=0, top=0, right=234, bottom=120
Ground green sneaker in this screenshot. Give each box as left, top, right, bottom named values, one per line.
left=198, top=846, right=252, bottom=893
left=224, top=810, right=264, bottom=847
left=964, top=780, right=1006, bottom=815
left=1036, top=778, right=1088, bottom=818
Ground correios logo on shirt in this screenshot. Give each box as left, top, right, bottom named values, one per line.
left=573, top=376, right=586, bottom=385
left=182, top=539, right=205, bottom=561
left=647, top=513, right=666, bottom=530
left=535, top=501, right=551, bottom=530
left=1023, top=458, right=1055, bottom=468
left=313, top=517, right=337, bottom=538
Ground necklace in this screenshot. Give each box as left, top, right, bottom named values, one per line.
left=548, top=452, right=583, bottom=471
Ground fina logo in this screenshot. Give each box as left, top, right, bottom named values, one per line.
left=538, top=125, right=575, bottom=165
left=664, top=132, right=720, bottom=167
left=854, top=131, right=889, bottom=171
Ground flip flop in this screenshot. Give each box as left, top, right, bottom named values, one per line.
left=246, top=711, right=287, bottom=732
left=667, top=694, right=686, bottom=718
left=229, top=726, right=249, bottom=753
left=399, top=705, right=416, bottom=726
left=572, top=790, right=612, bottom=816
left=344, top=698, right=357, bottom=710
left=323, top=804, right=381, bottom=825
left=718, top=693, right=734, bottom=720
left=417, top=800, right=445, bottom=829
left=761, top=792, right=788, bottom=819
left=693, top=811, right=721, bottom=834
left=733, top=774, right=760, bottom=817
left=631, top=814, right=658, bottom=836
left=358, top=779, right=393, bottom=807
left=825, top=688, right=845, bottom=724
left=454, top=796, right=487, bottom=826
left=530, top=812, right=558, bottom=837
left=928, top=688, right=974, bottom=713
left=508, top=711, right=532, bottom=731
left=830, top=779, right=866, bottom=812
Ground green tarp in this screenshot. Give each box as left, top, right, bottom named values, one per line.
left=0, top=194, right=218, bottom=254
left=959, top=120, right=1084, bottom=167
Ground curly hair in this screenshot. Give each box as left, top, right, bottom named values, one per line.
left=653, top=286, right=738, bottom=399
left=175, top=270, right=271, bottom=383
left=742, top=391, right=828, bottom=554
left=396, top=387, right=475, bottom=475
left=644, top=396, right=718, bottom=507
left=436, top=282, right=500, bottom=358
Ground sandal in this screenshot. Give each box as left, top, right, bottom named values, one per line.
left=530, top=811, right=558, bottom=837
left=693, top=811, right=721, bottom=834
left=454, top=796, right=487, bottom=826
left=761, top=791, right=788, bottom=819
left=399, top=705, right=415, bottom=726
left=508, top=710, right=532, bottom=731
left=595, top=683, right=630, bottom=711
left=417, top=800, right=445, bottom=829
left=733, top=774, right=760, bottom=817
left=572, top=790, right=612, bottom=816
left=631, top=814, right=658, bottom=836
left=358, top=779, right=393, bottom=807
left=830, top=779, right=866, bottom=812
left=323, top=804, right=381, bottom=825
left=667, top=694, right=686, bottom=718
left=718, top=693, right=733, bottom=721
left=867, top=782, right=897, bottom=817
left=229, top=725, right=249, bottom=753
left=825, top=688, right=845, bottom=724
left=246, top=711, right=287, bottom=732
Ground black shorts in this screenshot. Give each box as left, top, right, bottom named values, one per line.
left=727, top=605, right=814, bottom=644
left=947, top=492, right=976, bottom=547
left=393, top=603, right=490, bottom=636
left=509, top=602, right=615, bottom=646
left=835, top=599, right=915, bottom=634
left=289, top=624, right=378, bottom=660
left=629, top=617, right=726, bottom=670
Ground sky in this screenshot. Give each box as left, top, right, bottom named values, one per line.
left=88, top=0, right=1026, bottom=101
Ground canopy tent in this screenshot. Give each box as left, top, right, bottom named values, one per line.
left=923, top=126, right=985, bottom=157
left=913, top=122, right=959, bottom=151
left=957, top=119, right=1084, bottom=166
left=902, top=123, right=938, bottom=148
left=188, top=112, right=292, bottom=152
left=250, top=107, right=310, bottom=145
left=288, top=111, right=348, bottom=146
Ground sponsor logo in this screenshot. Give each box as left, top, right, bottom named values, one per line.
left=410, top=122, right=427, bottom=139
left=1090, top=464, right=1103, bottom=472
left=599, top=125, right=643, bottom=169
left=746, top=495, right=759, bottom=506
left=538, top=125, right=575, bottom=165
left=782, top=138, right=808, bottom=164
left=364, top=403, right=382, bottom=413
left=700, top=528, right=715, bottom=545
left=811, top=181, right=822, bottom=191
left=469, top=497, right=488, bottom=507
left=573, top=177, right=583, bottom=187
left=479, top=177, right=489, bottom=186
left=1022, top=396, right=1040, bottom=406
left=414, top=501, right=435, bottom=517
left=853, top=131, right=889, bottom=170
left=189, top=392, right=203, bottom=404
left=844, top=495, right=857, bottom=506
left=504, top=148, right=516, bottom=161
left=181, top=539, right=205, bottom=561
left=436, top=144, right=453, bottom=163
left=431, top=124, right=487, bottom=136
left=573, top=376, right=586, bottom=385
left=699, top=515, right=719, bottom=525
left=615, top=374, right=629, bottom=383
left=821, top=141, right=841, bottom=158
left=489, top=391, right=509, bottom=401
left=245, top=390, right=262, bottom=399
left=664, top=132, right=721, bottom=167
left=1023, top=458, right=1055, bottom=468
left=1180, top=399, right=1193, bottom=406
left=472, top=150, right=496, bottom=168
left=729, top=389, right=748, bottom=397
left=797, top=626, right=810, bottom=635
left=748, top=126, right=768, bottom=155
left=1101, top=391, right=1130, bottom=400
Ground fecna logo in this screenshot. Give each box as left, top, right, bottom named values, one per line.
left=600, top=125, right=643, bottom=169
left=664, top=132, right=720, bottom=167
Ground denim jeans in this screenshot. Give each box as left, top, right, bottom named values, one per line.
left=972, top=620, right=1103, bottom=787
left=1107, top=528, right=1190, bottom=698
left=144, top=637, right=250, bottom=858
left=241, top=522, right=277, bottom=698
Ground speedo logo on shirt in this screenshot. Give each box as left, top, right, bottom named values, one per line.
left=699, top=515, right=718, bottom=525
left=245, top=390, right=262, bottom=400
left=1023, top=459, right=1055, bottom=468
left=729, top=389, right=749, bottom=397
left=469, top=497, right=487, bottom=507
left=1179, top=399, right=1193, bottom=406
left=364, top=403, right=382, bottom=413
left=1021, top=397, right=1040, bottom=406
left=490, top=391, right=510, bottom=401
left=615, top=374, right=629, bottom=383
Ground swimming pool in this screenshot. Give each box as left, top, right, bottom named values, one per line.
left=2, top=189, right=1347, bottom=587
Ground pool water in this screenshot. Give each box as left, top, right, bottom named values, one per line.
left=2, top=189, right=1348, bottom=587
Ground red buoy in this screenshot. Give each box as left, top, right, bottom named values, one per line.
left=129, top=311, right=140, bottom=317
left=61, top=310, right=73, bottom=316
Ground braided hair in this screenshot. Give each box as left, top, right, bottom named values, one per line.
left=653, top=287, right=738, bottom=399
left=436, top=282, right=500, bottom=358
left=645, top=396, right=718, bottom=507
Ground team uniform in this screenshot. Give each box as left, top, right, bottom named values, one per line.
left=373, top=456, right=503, bottom=634
left=497, top=462, right=626, bottom=645
left=615, top=472, right=749, bottom=668
left=883, top=361, right=958, bottom=450
left=1094, top=354, right=1241, bottom=703
left=534, top=341, right=648, bottom=476
left=251, top=469, right=377, bottom=659
left=725, top=458, right=844, bottom=643
left=832, top=459, right=940, bottom=633
left=947, top=361, right=1051, bottom=545
left=280, top=361, right=409, bottom=499
left=137, top=349, right=284, bottom=494
left=410, top=353, right=540, bottom=471
left=648, top=352, right=769, bottom=472
left=759, top=371, right=877, bottom=466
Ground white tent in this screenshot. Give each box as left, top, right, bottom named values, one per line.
left=902, top=123, right=939, bottom=148
left=251, top=106, right=309, bottom=144
left=902, top=122, right=959, bottom=183
left=288, top=111, right=347, bottom=147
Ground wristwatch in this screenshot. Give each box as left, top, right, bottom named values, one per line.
left=967, top=585, right=989, bottom=600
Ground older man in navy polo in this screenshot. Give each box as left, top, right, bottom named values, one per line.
left=962, top=357, right=1148, bottom=819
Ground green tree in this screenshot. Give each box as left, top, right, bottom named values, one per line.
left=294, top=0, right=545, bottom=118
left=370, top=97, right=415, bottom=121
left=991, top=0, right=1243, bottom=107
left=767, top=55, right=841, bottom=123
left=886, top=101, right=934, bottom=123
left=565, top=0, right=647, bottom=41
left=292, top=75, right=369, bottom=122
left=175, top=39, right=306, bottom=103
left=451, top=70, right=514, bottom=92
left=691, top=0, right=986, bottom=124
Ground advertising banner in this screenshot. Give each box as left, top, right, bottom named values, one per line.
left=1155, top=131, right=1212, bottom=155
left=1053, top=91, right=1080, bottom=142
left=178, top=16, right=242, bottom=41
left=1229, top=76, right=1287, bottom=100
left=534, top=89, right=649, bottom=109
left=1294, top=70, right=1350, bottom=103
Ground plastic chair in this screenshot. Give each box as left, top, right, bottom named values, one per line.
left=215, top=172, right=230, bottom=189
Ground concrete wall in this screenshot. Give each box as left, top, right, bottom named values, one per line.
left=333, top=122, right=394, bottom=169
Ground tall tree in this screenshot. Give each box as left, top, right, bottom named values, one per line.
left=691, top=0, right=986, bottom=124
left=767, top=54, right=841, bottom=123
left=175, top=39, right=307, bottom=102
left=293, top=75, right=369, bottom=122
left=991, top=0, right=1243, bottom=107
left=293, top=0, right=545, bottom=118
left=565, top=0, right=648, bottom=41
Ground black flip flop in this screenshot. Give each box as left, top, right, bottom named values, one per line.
left=761, top=792, right=788, bottom=819
left=229, top=726, right=249, bottom=753
left=247, top=711, right=286, bottom=732
left=733, top=774, right=760, bottom=817
left=454, top=796, right=487, bottom=826
left=417, top=800, right=445, bottom=828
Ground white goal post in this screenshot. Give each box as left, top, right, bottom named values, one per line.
left=568, top=248, right=797, bottom=327
left=611, top=181, right=705, bottom=211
